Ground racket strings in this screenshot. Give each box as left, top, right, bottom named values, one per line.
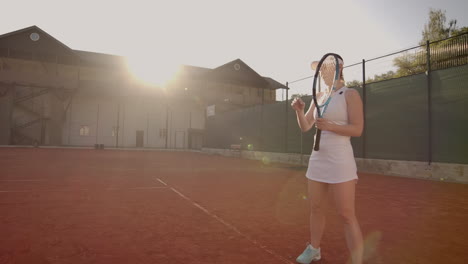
left=317, top=55, right=341, bottom=113
left=312, top=53, right=342, bottom=151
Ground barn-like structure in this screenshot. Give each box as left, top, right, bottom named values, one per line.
left=0, top=26, right=287, bottom=149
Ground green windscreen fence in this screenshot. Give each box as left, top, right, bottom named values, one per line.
left=260, top=102, right=287, bottom=152
left=366, top=74, right=429, bottom=161
left=205, top=97, right=318, bottom=154
left=205, top=64, right=468, bottom=164
left=432, top=64, right=468, bottom=164
left=205, top=106, right=261, bottom=149
left=350, top=86, right=364, bottom=158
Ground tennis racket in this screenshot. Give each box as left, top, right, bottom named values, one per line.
left=312, top=53, right=342, bottom=151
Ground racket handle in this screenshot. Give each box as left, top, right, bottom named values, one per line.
left=314, top=129, right=322, bottom=151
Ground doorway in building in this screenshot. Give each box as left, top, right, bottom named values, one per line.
left=136, top=130, right=144, bottom=147
left=188, top=129, right=204, bottom=150
left=174, top=131, right=185, bottom=149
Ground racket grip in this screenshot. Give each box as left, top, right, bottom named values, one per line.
left=314, top=129, right=322, bottom=151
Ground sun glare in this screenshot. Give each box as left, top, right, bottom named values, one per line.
left=126, top=55, right=179, bottom=87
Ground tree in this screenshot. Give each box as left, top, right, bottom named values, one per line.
left=392, top=52, right=426, bottom=77
left=367, top=71, right=398, bottom=83
left=344, top=9, right=465, bottom=84
left=346, top=80, right=362, bottom=88
left=451, top=27, right=468, bottom=36
left=420, top=8, right=458, bottom=45
left=391, top=8, right=467, bottom=75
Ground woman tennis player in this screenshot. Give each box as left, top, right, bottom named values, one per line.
left=291, top=55, right=364, bottom=264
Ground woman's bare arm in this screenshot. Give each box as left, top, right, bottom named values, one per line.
left=292, top=94, right=322, bottom=132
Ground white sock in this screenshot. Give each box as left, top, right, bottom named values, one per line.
left=308, top=244, right=320, bottom=251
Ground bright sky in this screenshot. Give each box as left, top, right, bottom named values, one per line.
left=2, top=0, right=467, bottom=99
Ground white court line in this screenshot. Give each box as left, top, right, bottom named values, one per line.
left=156, top=178, right=168, bottom=186
left=157, top=178, right=293, bottom=264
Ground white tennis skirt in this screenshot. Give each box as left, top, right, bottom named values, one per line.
left=305, top=136, right=358, bottom=184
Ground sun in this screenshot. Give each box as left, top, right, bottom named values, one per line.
left=126, top=54, right=179, bottom=87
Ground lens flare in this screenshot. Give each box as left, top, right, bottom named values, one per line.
left=362, top=231, right=382, bottom=262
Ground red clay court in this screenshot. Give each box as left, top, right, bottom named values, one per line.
left=1, top=147, right=468, bottom=264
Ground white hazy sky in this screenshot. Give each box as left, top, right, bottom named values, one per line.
left=2, top=0, right=467, bottom=99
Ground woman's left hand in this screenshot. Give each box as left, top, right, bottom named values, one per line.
left=315, top=118, right=335, bottom=131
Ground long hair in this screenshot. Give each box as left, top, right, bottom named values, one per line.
left=336, top=54, right=345, bottom=81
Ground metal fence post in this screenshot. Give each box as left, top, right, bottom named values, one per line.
left=260, top=88, right=264, bottom=151
left=285, top=82, right=289, bottom=153
left=362, top=59, right=367, bottom=159
left=426, top=40, right=433, bottom=165
left=165, top=105, right=169, bottom=149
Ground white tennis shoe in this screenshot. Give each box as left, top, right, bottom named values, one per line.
left=296, top=243, right=321, bottom=264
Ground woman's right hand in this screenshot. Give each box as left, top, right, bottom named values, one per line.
left=291, top=97, right=305, bottom=112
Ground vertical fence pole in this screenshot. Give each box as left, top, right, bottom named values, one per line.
left=96, top=104, right=100, bottom=145
left=362, top=59, right=367, bottom=159
left=260, top=88, right=264, bottom=151
left=116, top=103, right=120, bottom=148
left=41, top=118, right=46, bottom=145
left=284, top=82, right=289, bottom=153
left=426, top=40, right=433, bottom=165
left=165, top=105, right=169, bottom=149
left=146, top=112, right=149, bottom=148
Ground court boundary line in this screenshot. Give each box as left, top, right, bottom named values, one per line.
left=156, top=178, right=294, bottom=264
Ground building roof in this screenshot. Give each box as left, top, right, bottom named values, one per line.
left=1, top=26, right=287, bottom=89
left=0, top=25, right=76, bottom=55
left=201, top=59, right=270, bottom=88
left=262, top=77, right=288, bottom=90
left=73, top=50, right=126, bottom=68
left=176, top=59, right=288, bottom=90
left=173, top=65, right=212, bottom=79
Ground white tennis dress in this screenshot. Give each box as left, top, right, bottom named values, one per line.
left=305, top=86, right=358, bottom=183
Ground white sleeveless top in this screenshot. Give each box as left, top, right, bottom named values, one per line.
left=306, top=87, right=358, bottom=183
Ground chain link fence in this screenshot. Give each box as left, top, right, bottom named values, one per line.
left=206, top=32, right=468, bottom=164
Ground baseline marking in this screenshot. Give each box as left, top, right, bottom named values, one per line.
left=156, top=178, right=293, bottom=264
left=156, top=178, right=168, bottom=186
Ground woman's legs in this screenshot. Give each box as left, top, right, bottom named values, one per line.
left=331, top=180, right=363, bottom=264
left=307, top=180, right=329, bottom=248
